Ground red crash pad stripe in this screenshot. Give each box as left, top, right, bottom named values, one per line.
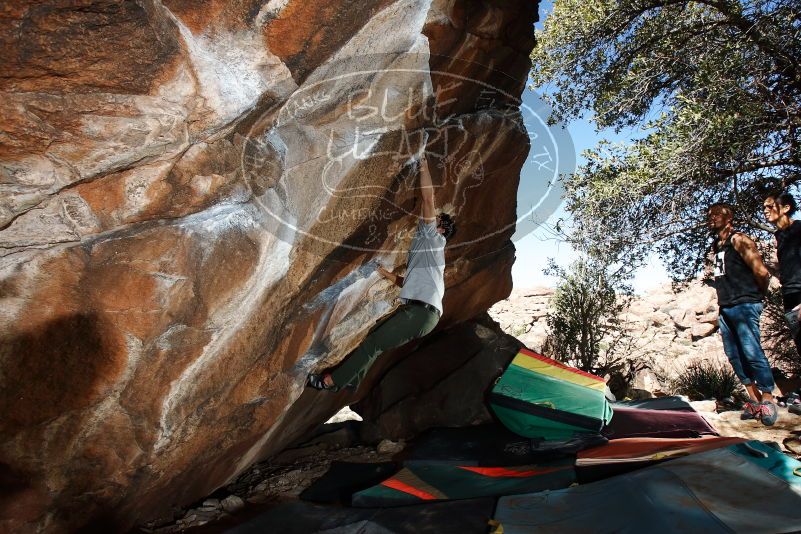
left=577, top=436, right=746, bottom=462
left=518, top=348, right=605, bottom=383
left=457, top=465, right=570, bottom=478
left=380, top=478, right=438, bottom=500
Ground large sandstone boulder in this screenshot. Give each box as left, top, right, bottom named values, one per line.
left=0, top=1, right=538, bottom=531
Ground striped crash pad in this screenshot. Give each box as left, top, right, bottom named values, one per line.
left=352, top=459, right=576, bottom=507
left=490, top=348, right=613, bottom=440
left=493, top=440, right=801, bottom=534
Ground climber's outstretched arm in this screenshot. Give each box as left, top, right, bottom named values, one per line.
left=419, top=154, right=436, bottom=223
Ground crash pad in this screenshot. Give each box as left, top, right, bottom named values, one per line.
left=493, top=440, right=801, bottom=534
left=227, top=497, right=497, bottom=534
left=575, top=436, right=746, bottom=482
left=400, top=423, right=606, bottom=467
left=299, top=461, right=398, bottom=504
left=614, top=396, right=694, bottom=411
left=578, top=436, right=746, bottom=465
left=603, top=406, right=717, bottom=439
left=489, top=348, right=613, bottom=440
left=352, top=458, right=576, bottom=507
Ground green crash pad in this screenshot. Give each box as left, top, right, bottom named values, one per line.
left=490, top=348, right=613, bottom=440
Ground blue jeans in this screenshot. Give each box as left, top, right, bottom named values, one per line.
left=718, top=302, right=775, bottom=393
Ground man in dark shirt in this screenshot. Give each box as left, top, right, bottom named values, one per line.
left=707, top=203, right=777, bottom=425
left=763, top=193, right=801, bottom=355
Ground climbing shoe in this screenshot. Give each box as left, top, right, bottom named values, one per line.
left=307, top=373, right=338, bottom=391
left=740, top=401, right=760, bottom=420
left=759, top=401, right=778, bottom=426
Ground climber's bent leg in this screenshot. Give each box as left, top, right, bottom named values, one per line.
left=330, top=303, right=439, bottom=389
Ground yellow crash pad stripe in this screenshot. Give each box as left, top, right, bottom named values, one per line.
left=512, top=349, right=606, bottom=392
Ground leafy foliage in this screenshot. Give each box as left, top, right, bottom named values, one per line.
left=532, top=0, right=801, bottom=280
left=762, top=287, right=801, bottom=373
left=544, top=255, right=632, bottom=375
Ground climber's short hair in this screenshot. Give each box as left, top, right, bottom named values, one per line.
left=437, top=212, right=456, bottom=240
left=708, top=202, right=734, bottom=219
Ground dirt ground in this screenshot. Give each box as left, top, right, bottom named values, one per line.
left=699, top=405, right=801, bottom=458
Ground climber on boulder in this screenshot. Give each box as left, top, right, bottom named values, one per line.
left=307, top=153, right=456, bottom=391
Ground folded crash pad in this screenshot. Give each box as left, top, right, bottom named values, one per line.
left=352, top=459, right=576, bottom=507
left=603, top=406, right=717, bottom=439
left=493, top=441, right=801, bottom=534
left=490, top=348, right=613, bottom=440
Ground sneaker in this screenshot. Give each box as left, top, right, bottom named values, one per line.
left=307, top=373, right=338, bottom=391
left=759, top=401, right=778, bottom=426
left=789, top=404, right=801, bottom=416
left=740, top=401, right=760, bottom=420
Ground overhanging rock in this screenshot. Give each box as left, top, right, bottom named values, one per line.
left=0, top=1, right=539, bottom=531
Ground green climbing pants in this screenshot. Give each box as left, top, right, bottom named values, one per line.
left=330, top=302, right=440, bottom=388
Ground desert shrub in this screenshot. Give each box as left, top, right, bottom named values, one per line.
left=510, top=324, right=527, bottom=338
left=671, top=362, right=742, bottom=401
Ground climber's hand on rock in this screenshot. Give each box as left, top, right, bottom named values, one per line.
left=377, top=266, right=403, bottom=287
left=377, top=266, right=393, bottom=279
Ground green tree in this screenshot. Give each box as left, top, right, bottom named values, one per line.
left=532, top=0, right=801, bottom=280
left=545, top=254, right=631, bottom=375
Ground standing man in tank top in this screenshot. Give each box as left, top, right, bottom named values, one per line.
left=707, top=203, right=777, bottom=425
left=763, top=193, right=801, bottom=354
left=307, top=153, right=456, bottom=391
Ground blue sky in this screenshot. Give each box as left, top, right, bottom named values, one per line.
left=510, top=0, right=669, bottom=293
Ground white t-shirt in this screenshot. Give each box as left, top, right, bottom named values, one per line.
left=399, top=219, right=446, bottom=314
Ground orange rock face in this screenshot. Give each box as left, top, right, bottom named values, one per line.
left=0, top=0, right=538, bottom=531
